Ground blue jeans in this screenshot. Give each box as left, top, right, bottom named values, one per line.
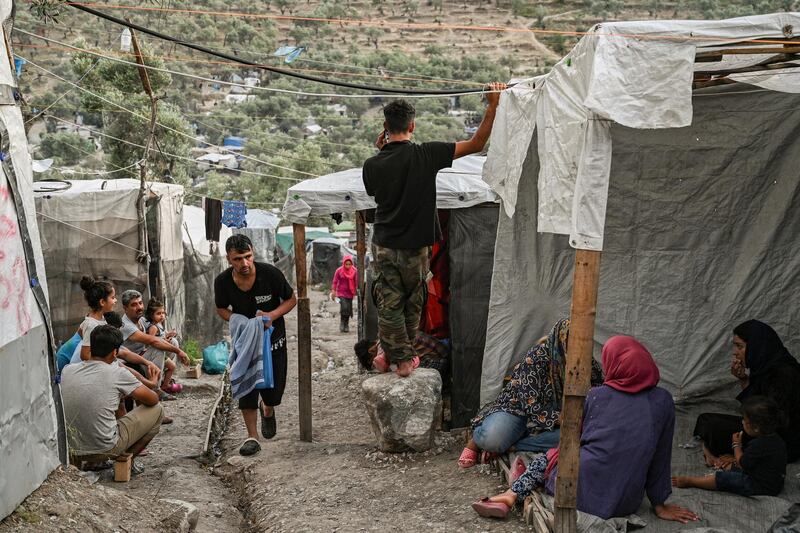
left=473, top=411, right=561, bottom=453
left=715, top=467, right=755, bottom=496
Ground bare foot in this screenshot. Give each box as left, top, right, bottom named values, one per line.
left=488, top=490, right=517, bottom=508
left=396, top=359, right=414, bottom=377
left=672, top=476, right=690, bottom=488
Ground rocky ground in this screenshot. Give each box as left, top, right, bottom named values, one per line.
left=1, top=288, right=533, bottom=532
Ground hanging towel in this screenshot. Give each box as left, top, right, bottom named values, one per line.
left=228, top=314, right=265, bottom=400
left=222, top=200, right=247, bottom=229
left=204, top=197, right=223, bottom=242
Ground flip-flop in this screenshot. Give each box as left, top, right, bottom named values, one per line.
left=239, top=438, right=261, bottom=456
left=260, top=402, right=277, bottom=440
left=471, top=497, right=510, bottom=519
left=458, top=447, right=479, bottom=469
left=509, top=456, right=526, bottom=484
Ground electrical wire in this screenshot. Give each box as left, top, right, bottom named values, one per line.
left=21, top=55, right=318, bottom=178
left=44, top=114, right=305, bottom=182
left=16, top=29, right=497, bottom=99
left=66, top=3, right=492, bottom=95
left=24, top=58, right=98, bottom=124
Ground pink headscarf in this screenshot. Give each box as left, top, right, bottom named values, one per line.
left=601, top=335, right=660, bottom=393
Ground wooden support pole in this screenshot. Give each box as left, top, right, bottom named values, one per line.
left=293, top=223, right=312, bottom=442
left=554, top=249, right=602, bottom=533
left=355, top=211, right=367, bottom=341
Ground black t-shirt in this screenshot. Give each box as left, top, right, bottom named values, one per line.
left=363, top=140, right=455, bottom=249
left=214, top=262, right=294, bottom=351
left=740, top=434, right=787, bottom=495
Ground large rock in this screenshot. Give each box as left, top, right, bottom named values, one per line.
left=361, top=368, right=442, bottom=453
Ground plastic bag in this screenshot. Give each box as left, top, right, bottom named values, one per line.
left=255, top=319, right=275, bottom=389
left=202, top=341, right=229, bottom=374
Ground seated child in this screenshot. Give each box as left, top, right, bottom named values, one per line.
left=673, top=395, right=787, bottom=497
left=143, top=298, right=182, bottom=395
left=60, top=325, right=164, bottom=474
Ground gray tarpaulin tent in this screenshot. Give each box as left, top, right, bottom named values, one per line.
left=232, top=208, right=279, bottom=263
left=182, top=205, right=231, bottom=347
left=283, top=155, right=500, bottom=428
left=34, top=179, right=186, bottom=344
left=480, top=12, right=800, bottom=532
left=0, top=0, right=64, bottom=518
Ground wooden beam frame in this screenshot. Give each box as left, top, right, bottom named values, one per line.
left=554, top=249, right=602, bottom=533
left=292, top=223, right=312, bottom=442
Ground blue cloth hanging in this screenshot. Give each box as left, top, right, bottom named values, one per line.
left=221, top=200, right=247, bottom=229
left=273, top=45, right=306, bottom=64
left=255, top=320, right=275, bottom=389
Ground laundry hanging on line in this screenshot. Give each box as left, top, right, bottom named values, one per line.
left=222, top=200, right=247, bottom=229
left=204, top=197, right=222, bottom=242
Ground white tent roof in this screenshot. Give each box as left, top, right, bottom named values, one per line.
left=482, top=12, right=800, bottom=251
left=182, top=204, right=232, bottom=257
left=282, top=154, right=496, bottom=224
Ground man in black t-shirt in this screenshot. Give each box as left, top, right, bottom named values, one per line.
left=362, top=83, right=505, bottom=377
left=214, top=235, right=296, bottom=455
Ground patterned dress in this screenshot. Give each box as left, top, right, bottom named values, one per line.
left=471, top=318, right=604, bottom=434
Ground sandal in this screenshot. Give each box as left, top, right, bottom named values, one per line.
left=509, top=456, right=526, bottom=484
left=458, top=447, right=479, bottom=469
left=471, top=497, right=510, bottom=519
left=260, top=402, right=276, bottom=440
left=163, top=381, right=183, bottom=394
left=239, top=437, right=261, bottom=456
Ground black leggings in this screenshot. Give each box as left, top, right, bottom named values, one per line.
left=693, top=412, right=745, bottom=456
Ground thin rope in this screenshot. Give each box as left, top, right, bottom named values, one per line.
left=51, top=158, right=143, bottom=176
left=36, top=211, right=146, bottom=254
left=16, top=29, right=496, bottom=99
left=21, top=57, right=314, bottom=179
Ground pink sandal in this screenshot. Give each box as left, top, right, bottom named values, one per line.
left=458, top=447, right=479, bottom=469
left=509, top=456, right=526, bottom=484
left=472, top=497, right=510, bottom=519
left=163, top=381, right=183, bottom=394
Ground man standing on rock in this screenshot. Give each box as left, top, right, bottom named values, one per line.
left=363, top=83, right=505, bottom=377
left=215, top=234, right=297, bottom=456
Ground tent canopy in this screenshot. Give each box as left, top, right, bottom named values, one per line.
left=482, top=12, right=800, bottom=251
left=282, top=154, right=496, bottom=223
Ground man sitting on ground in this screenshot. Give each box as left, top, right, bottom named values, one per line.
left=120, top=290, right=190, bottom=405
left=61, top=325, right=164, bottom=475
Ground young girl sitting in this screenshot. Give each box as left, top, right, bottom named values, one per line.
left=144, top=298, right=182, bottom=395
left=673, top=395, right=787, bottom=497
left=70, top=276, right=117, bottom=364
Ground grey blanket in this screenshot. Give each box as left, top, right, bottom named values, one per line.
left=228, top=313, right=264, bottom=400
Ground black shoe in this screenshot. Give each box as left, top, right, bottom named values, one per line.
left=239, top=438, right=261, bottom=456
left=261, top=405, right=277, bottom=439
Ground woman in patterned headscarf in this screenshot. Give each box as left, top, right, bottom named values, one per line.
left=457, top=318, right=604, bottom=468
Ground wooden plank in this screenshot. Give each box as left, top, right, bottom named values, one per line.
left=355, top=211, right=367, bottom=341
left=292, top=223, right=312, bottom=442
left=554, top=249, right=602, bottom=533
left=695, top=45, right=800, bottom=62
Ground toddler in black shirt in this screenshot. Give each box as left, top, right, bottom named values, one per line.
left=673, top=395, right=787, bottom=496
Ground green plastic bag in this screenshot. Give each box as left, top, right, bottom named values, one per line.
left=202, top=341, right=229, bottom=374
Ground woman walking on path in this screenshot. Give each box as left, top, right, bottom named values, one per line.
left=331, top=255, right=357, bottom=333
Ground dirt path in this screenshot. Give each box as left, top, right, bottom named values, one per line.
left=217, top=289, right=530, bottom=532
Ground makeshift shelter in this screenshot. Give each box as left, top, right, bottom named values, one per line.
left=34, top=179, right=186, bottom=344
left=232, top=208, right=279, bottom=263
left=283, top=155, right=500, bottom=435
left=310, top=237, right=353, bottom=285
left=0, top=0, right=65, bottom=518
left=182, top=205, right=231, bottom=347
left=480, top=13, right=800, bottom=532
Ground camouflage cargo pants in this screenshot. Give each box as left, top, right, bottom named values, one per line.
left=371, top=244, right=430, bottom=364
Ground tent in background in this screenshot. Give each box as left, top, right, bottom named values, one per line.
left=34, top=179, right=185, bottom=344
left=182, top=205, right=231, bottom=347
left=282, top=155, right=499, bottom=428
left=480, top=13, right=800, bottom=530
left=0, top=0, right=64, bottom=518
left=232, top=208, right=279, bottom=263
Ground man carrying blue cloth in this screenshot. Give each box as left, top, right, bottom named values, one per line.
left=215, top=235, right=297, bottom=456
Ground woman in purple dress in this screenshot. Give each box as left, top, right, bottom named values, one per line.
left=472, top=335, right=699, bottom=525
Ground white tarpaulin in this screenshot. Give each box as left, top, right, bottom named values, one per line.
left=282, top=154, right=495, bottom=223
left=482, top=13, right=800, bottom=251
left=0, top=1, right=62, bottom=519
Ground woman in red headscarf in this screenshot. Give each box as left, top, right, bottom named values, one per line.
left=331, top=255, right=357, bottom=333
left=472, top=336, right=698, bottom=525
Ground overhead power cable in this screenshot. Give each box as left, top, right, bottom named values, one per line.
left=21, top=56, right=315, bottom=178
left=16, top=29, right=497, bottom=99
left=66, top=3, right=491, bottom=95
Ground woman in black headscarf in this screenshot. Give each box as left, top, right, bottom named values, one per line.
left=694, top=320, right=800, bottom=464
